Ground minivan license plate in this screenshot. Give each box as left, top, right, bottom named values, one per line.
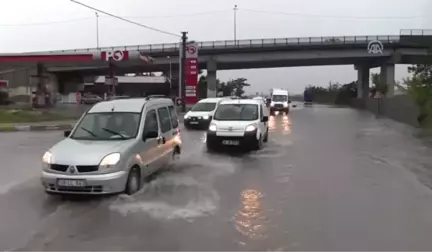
left=57, top=179, right=86, bottom=187
left=222, top=140, right=239, bottom=146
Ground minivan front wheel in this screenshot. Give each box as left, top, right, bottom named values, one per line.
left=125, top=167, right=141, bottom=195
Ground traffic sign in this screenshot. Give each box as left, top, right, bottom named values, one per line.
left=176, top=98, right=184, bottom=106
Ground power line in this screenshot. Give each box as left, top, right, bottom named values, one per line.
left=129, top=9, right=230, bottom=19
left=2, top=6, right=420, bottom=28
left=70, top=0, right=180, bottom=37
left=0, top=17, right=93, bottom=27
left=0, top=10, right=230, bottom=27
left=240, top=8, right=425, bottom=20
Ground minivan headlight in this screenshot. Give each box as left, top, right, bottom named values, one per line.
left=203, top=115, right=209, bottom=120
left=209, top=124, right=217, bottom=131
left=245, top=125, right=256, bottom=132
left=270, top=102, right=275, bottom=107
left=283, top=102, right=289, bottom=107
left=42, top=151, right=53, bottom=164
left=99, top=153, right=121, bottom=169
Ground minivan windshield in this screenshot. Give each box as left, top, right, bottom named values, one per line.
left=213, top=104, right=258, bottom=121
left=190, top=102, right=217, bottom=112
left=272, top=95, right=288, bottom=102
left=71, top=112, right=140, bottom=140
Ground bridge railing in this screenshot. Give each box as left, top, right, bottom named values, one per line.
left=400, top=29, right=432, bottom=36
left=37, top=35, right=401, bottom=54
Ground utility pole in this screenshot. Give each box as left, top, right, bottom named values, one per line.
left=167, top=56, right=172, bottom=84
left=95, top=12, right=100, bottom=49
left=180, top=31, right=188, bottom=112
left=234, top=5, right=238, bottom=42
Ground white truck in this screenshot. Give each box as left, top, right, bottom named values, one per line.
left=269, top=88, right=290, bottom=114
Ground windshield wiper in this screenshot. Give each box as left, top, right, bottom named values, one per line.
left=101, top=127, right=126, bottom=139
left=80, top=127, right=98, bottom=137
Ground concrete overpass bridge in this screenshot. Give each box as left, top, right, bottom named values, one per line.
left=0, top=29, right=431, bottom=98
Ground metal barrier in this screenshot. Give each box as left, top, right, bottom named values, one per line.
left=32, top=34, right=413, bottom=54
left=400, top=29, right=432, bottom=36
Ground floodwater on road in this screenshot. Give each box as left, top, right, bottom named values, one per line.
left=1, top=104, right=432, bottom=250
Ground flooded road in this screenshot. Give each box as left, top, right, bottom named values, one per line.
left=1, top=105, right=432, bottom=250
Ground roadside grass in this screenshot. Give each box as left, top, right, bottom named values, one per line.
left=0, top=108, right=73, bottom=123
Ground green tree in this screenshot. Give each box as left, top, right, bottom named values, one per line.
left=197, top=75, right=207, bottom=99
left=370, top=73, right=388, bottom=97
left=304, top=81, right=357, bottom=105
left=404, top=64, right=432, bottom=127
left=197, top=74, right=224, bottom=98
left=217, top=78, right=251, bottom=97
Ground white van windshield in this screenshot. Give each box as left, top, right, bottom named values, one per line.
left=71, top=112, right=140, bottom=140
left=190, top=102, right=217, bottom=112
left=272, top=95, right=288, bottom=102
left=214, top=104, right=258, bottom=121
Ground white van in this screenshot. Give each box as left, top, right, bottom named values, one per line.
left=41, top=96, right=181, bottom=195
left=270, top=88, right=290, bottom=114
left=206, top=99, right=269, bottom=151
left=183, top=97, right=228, bottom=129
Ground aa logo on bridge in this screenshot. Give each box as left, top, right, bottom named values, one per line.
left=367, top=40, right=384, bottom=54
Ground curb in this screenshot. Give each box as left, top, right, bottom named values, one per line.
left=0, top=112, right=186, bottom=133
left=0, top=123, right=74, bottom=132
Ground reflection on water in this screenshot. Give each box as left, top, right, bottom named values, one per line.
left=282, top=115, right=291, bottom=135
left=234, top=189, right=269, bottom=241
left=269, top=114, right=292, bottom=135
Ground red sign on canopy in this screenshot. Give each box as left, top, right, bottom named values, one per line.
left=184, top=43, right=199, bottom=104
left=0, top=80, right=8, bottom=88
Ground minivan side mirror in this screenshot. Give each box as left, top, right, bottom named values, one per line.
left=64, top=130, right=71, bottom=137
left=143, top=130, right=158, bottom=141
left=262, top=116, right=269, bottom=122
left=288, top=100, right=292, bottom=104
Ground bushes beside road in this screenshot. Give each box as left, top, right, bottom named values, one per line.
left=303, top=81, right=357, bottom=105
left=0, top=108, right=71, bottom=123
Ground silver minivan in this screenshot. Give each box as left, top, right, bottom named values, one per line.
left=41, top=96, right=182, bottom=195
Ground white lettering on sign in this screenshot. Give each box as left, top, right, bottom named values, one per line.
left=367, top=40, right=384, bottom=54
left=104, top=50, right=126, bottom=61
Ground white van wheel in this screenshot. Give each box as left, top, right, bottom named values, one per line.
left=253, top=135, right=262, bottom=150
left=125, top=167, right=141, bottom=195
left=263, top=129, right=269, bottom=143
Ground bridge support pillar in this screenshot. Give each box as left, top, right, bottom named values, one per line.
left=355, top=65, right=370, bottom=100
left=207, top=60, right=217, bottom=98
left=380, top=63, right=395, bottom=97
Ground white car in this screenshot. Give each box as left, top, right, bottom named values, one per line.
left=206, top=99, right=269, bottom=151
left=183, top=98, right=228, bottom=129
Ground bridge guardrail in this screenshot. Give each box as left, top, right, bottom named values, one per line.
left=400, top=29, right=432, bottom=36
left=36, top=35, right=402, bottom=54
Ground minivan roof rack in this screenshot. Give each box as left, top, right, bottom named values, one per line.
left=145, top=95, right=168, bottom=100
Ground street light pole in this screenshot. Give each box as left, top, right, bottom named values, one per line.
left=95, top=12, right=100, bottom=49
left=167, top=56, right=172, bottom=91
left=180, top=31, right=188, bottom=112
left=234, top=5, right=238, bottom=42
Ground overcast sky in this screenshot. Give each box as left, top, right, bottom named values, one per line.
left=0, top=0, right=430, bottom=94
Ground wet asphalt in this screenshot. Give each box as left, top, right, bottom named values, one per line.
left=1, top=104, right=432, bottom=250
